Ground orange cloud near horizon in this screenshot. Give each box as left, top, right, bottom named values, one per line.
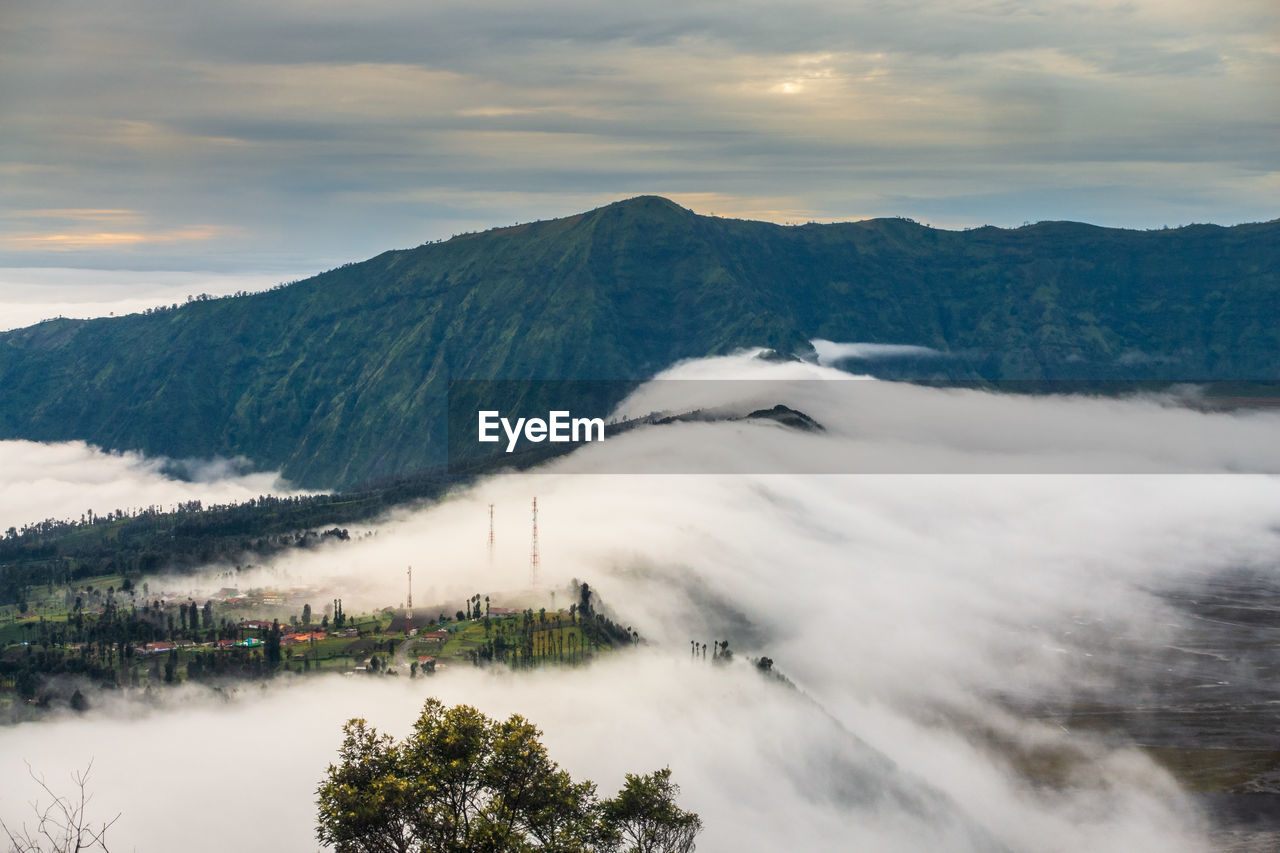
left=2, top=225, right=229, bottom=251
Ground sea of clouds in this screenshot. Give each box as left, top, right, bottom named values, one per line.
left=0, top=268, right=308, bottom=332
left=0, top=440, right=303, bottom=533
left=2, top=350, right=1279, bottom=851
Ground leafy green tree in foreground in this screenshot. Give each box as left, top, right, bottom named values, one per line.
left=601, top=769, right=699, bottom=853
left=316, top=698, right=701, bottom=853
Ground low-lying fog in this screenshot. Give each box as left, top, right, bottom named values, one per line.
left=4, top=352, right=1280, bottom=852
left=0, top=440, right=303, bottom=533
left=0, top=268, right=309, bottom=332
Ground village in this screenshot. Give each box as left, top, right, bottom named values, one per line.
left=0, top=567, right=639, bottom=713
left=0, top=498, right=639, bottom=712
left=123, top=583, right=546, bottom=678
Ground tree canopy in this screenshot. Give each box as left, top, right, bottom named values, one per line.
left=316, top=698, right=701, bottom=853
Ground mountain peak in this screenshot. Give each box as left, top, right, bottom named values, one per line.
left=596, top=195, right=694, bottom=218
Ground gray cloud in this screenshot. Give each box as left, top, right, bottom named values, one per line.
left=0, top=0, right=1275, bottom=271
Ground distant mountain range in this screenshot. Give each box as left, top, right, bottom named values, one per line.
left=1, top=196, right=1276, bottom=489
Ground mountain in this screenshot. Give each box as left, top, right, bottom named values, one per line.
left=1, top=196, right=1277, bottom=488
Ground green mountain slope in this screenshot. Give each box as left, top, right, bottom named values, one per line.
left=1, top=196, right=1277, bottom=488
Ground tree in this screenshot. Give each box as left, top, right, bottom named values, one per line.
left=315, top=719, right=415, bottom=852
left=265, top=619, right=282, bottom=667
left=0, top=761, right=118, bottom=852
left=16, top=669, right=38, bottom=700
left=302, top=603, right=312, bottom=626
left=601, top=769, right=701, bottom=853
left=317, top=699, right=700, bottom=853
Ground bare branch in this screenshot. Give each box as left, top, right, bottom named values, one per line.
left=0, top=761, right=118, bottom=852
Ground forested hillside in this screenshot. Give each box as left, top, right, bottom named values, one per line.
left=1, top=196, right=1276, bottom=488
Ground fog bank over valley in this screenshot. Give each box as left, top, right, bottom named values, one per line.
left=3, top=353, right=1280, bottom=851
left=0, top=269, right=313, bottom=332
left=0, top=440, right=303, bottom=533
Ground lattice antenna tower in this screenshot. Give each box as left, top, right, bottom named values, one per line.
left=406, top=565, right=413, bottom=626
left=530, top=497, right=539, bottom=589
left=488, top=503, right=495, bottom=562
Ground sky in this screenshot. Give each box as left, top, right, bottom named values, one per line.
left=0, top=0, right=1276, bottom=281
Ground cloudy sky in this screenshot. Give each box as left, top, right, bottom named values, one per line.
left=1, top=0, right=1276, bottom=276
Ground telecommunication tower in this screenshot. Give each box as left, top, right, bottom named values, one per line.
left=530, top=497, right=539, bottom=589
left=406, top=565, right=413, bottom=627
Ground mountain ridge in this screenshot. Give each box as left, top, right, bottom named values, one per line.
left=2, top=195, right=1277, bottom=488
